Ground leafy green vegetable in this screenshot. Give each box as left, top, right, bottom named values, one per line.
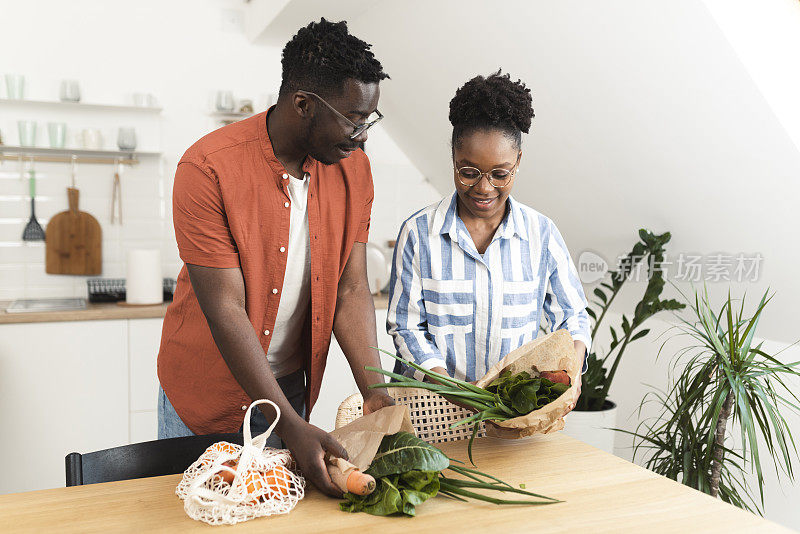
left=339, top=432, right=562, bottom=517
left=339, top=470, right=440, bottom=516
left=485, top=370, right=568, bottom=416
left=366, top=432, right=450, bottom=478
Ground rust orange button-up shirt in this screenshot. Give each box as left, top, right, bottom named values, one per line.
left=157, top=110, right=373, bottom=434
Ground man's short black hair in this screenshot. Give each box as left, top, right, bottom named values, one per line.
left=280, top=18, right=389, bottom=98
left=449, top=70, right=534, bottom=150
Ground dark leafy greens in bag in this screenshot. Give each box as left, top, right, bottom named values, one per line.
left=486, top=370, right=570, bottom=416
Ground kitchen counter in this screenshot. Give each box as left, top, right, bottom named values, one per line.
left=0, top=433, right=788, bottom=533
left=0, top=293, right=390, bottom=325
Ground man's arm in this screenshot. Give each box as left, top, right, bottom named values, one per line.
left=186, top=264, right=347, bottom=496
left=332, top=242, right=394, bottom=415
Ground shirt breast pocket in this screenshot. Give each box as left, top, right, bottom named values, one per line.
left=501, top=279, right=540, bottom=342
left=420, top=277, right=474, bottom=336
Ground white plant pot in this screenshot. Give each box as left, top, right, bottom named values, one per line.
left=562, top=400, right=618, bottom=454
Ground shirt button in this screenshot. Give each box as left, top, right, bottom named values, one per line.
left=279, top=246, right=286, bottom=253
left=284, top=202, right=290, bottom=208
left=272, top=288, right=278, bottom=294
left=282, top=173, right=288, bottom=179
left=241, top=405, right=247, bottom=411
left=264, top=329, right=270, bottom=336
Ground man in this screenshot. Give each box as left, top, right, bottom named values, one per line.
left=157, top=18, right=394, bottom=497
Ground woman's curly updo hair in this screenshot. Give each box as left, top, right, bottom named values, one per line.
left=449, top=70, right=534, bottom=151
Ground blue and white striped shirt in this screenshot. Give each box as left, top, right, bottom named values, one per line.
left=386, top=193, right=592, bottom=382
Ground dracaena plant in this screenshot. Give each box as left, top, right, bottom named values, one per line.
left=577, top=229, right=685, bottom=411
left=621, top=287, right=800, bottom=514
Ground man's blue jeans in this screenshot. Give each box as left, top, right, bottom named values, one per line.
left=157, top=369, right=306, bottom=449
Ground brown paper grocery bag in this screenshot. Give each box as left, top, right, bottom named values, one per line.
left=475, top=329, right=581, bottom=439
left=326, top=404, right=414, bottom=490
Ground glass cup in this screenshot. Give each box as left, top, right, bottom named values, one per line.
left=81, top=128, right=103, bottom=150
left=215, top=90, right=235, bottom=112
left=5, top=74, right=25, bottom=99
left=18, top=121, right=37, bottom=146
left=117, top=127, right=137, bottom=150
left=48, top=122, right=66, bottom=148
left=59, top=79, right=81, bottom=102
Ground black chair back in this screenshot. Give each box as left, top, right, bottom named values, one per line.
left=65, top=433, right=244, bottom=486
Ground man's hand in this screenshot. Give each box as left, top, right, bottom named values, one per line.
left=280, top=419, right=349, bottom=497
left=363, top=390, right=395, bottom=415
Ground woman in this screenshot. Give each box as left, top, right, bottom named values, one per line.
left=386, top=71, right=591, bottom=403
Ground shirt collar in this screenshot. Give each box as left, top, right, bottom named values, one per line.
left=433, top=192, right=528, bottom=242
left=259, top=106, right=318, bottom=185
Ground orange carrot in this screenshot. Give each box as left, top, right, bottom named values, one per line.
left=346, top=470, right=376, bottom=496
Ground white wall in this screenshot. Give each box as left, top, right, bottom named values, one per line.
left=0, top=0, right=438, bottom=300
left=344, top=0, right=800, bottom=345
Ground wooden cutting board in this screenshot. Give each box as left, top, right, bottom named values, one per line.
left=45, top=187, right=102, bottom=275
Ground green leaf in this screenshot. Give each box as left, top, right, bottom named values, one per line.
left=630, top=329, right=651, bottom=342
left=366, top=432, right=450, bottom=478
left=594, top=288, right=608, bottom=304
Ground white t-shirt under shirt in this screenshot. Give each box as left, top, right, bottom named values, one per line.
left=266, top=173, right=311, bottom=377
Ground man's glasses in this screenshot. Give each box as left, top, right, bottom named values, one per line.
left=454, top=154, right=520, bottom=188
left=300, top=90, right=383, bottom=140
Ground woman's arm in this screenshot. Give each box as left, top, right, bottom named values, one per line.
left=386, top=221, right=448, bottom=380
left=542, top=220, right=593, bottom=372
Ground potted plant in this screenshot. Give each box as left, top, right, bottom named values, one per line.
left=563, top=229, right=684, bottom=453
left=621, top=287, right=799, bottom=514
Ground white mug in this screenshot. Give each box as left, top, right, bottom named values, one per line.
left=81, top=128, right=104, bottom=150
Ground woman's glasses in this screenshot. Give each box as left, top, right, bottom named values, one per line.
left=454, top=154, right=520, bottom=188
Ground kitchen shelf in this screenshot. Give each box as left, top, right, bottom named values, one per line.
left=0, top=146, right=161, bottom=166
left=0, top=98, right=162, bottom=113
left=210, top=110, right=254, bottom=120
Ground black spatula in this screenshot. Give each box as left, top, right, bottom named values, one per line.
left=22, top=168, right=45, bottom=241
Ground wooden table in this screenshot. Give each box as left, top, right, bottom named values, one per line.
left=0, top=433, right=790, bottom=533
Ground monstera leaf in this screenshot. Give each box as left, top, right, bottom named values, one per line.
left=365, top=432, right=449, bottom=478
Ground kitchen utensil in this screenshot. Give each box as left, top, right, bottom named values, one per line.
left=45, top=157, right=102, bottom=274
left=47, top=122, right=66, bottom=148
left=5, top=74, right=25, bottom=99
left=111, top=161, right=122, bottom=224
left=116, top=127, right=136, bottom=150
left=22, top=167, right=45, bottom=241
left=365, top=242, right=390, bottom=294
left=215, top=90, right=234, bottom=112
left=59, top=79, right=81, bottom=102
left=18, top=120, right=37, bottom=147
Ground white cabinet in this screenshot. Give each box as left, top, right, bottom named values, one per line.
left=0, top=320, right=129, bottom=494
left=0, top=306, right=395, bottom=494
left=129, top=318, right=163, bottom=443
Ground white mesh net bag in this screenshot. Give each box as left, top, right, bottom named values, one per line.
left=176, top=399, right=305, bottom=525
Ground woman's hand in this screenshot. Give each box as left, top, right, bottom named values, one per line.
left=563, top=340, right=586, bottom=415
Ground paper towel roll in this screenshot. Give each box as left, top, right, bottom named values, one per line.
left=126, top=249, right=163, bottom=305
